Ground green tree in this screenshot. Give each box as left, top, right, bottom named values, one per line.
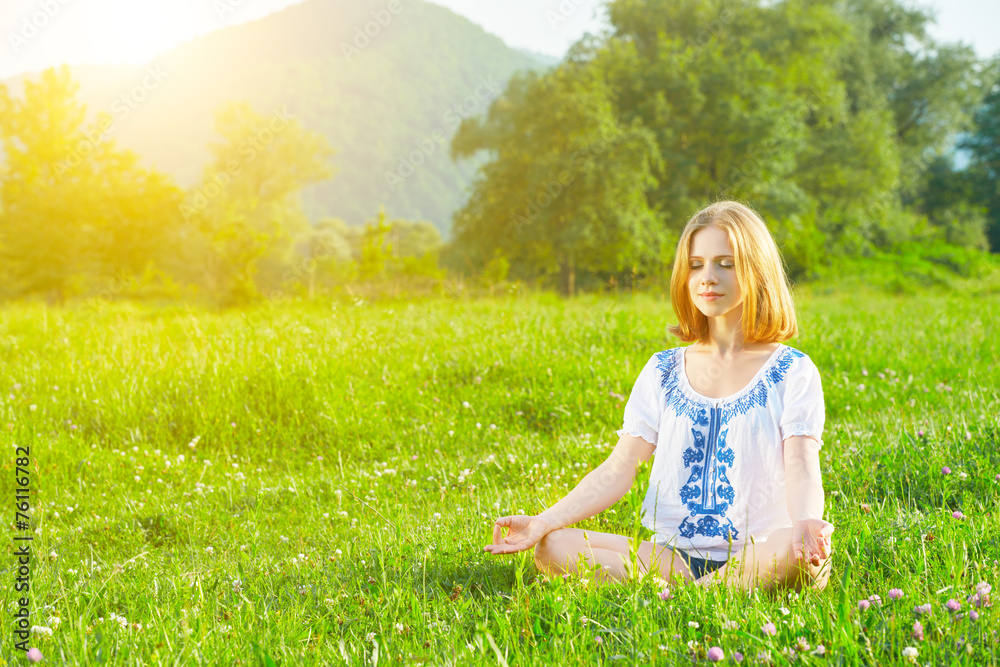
left=450, top=61, right=663, bottom=295
left=0, top=67, right=184, bottom=302
left=184, top=101, right=336, bottom=304
left=962, top=58, right=1000, bottom=251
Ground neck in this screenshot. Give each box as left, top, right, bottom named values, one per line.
left=701, top=307, right=746, bottom=356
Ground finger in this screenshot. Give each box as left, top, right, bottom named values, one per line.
left=492, top=523, right=501, bottom=545
left=821, top=523, right=835, bottom=537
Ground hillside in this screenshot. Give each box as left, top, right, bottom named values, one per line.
left=1, top=0, right=553, bottom=239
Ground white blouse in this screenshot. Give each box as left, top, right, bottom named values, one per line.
left=616, top=344, right=825, bottom=561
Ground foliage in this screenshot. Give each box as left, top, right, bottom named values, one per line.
left=0, top=66, right=186, bottom=302
left=181, top=100, right=336, bottom=306
left=448, top=0, right=995, bottom=290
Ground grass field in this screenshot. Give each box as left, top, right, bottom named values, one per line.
left=1, top=288, right=998, bottom=665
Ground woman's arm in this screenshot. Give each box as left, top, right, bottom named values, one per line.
left=537, top=434, right=655, bottom=531
left=783, top=435, right=833, bottom=564
left=484, top=434, right=654, bottom=555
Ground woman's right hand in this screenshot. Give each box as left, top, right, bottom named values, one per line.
left=483, top=515, right=554, bottom=555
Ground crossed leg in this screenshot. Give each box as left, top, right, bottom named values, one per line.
left=533, top=527, right=695, bottom=585
left=533, top=526, right=832, bottom=592
left=709, top=527, right=832, bottom=592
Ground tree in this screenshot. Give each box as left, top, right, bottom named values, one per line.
left=0, top=66, right=184, bottom=302
left=962, top=57, right=1000, bottom=251
left=183, top=101, right=336, bottom=304
left=450, top=61, right=663, bottom=295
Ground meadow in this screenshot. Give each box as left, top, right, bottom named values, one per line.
left=0, top=286, right=998, bottom=665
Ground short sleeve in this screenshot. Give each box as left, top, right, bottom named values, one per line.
left=616, top=354, right=662, bottom=447
left=780, top=356, right=825, bottom=448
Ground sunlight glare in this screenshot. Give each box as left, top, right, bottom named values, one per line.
left=84, top=0, right=194, bottom=65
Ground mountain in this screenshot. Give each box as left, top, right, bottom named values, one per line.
left=1, top=0, right=555, bottom=239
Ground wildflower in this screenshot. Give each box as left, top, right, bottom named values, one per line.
left=48, top=551, right=57, bottom=562
left=707, top=646, right=725, bottom=662
left=959, top=472, right=968, bottom=479
left=917, top=430, right=924, bottom=437
left=858, top=599, right=871, bottom=611
left=969, top=609, right=979, bottom=621
left=946, top=599, right=961, bottom=612
left=762, top=622, right=777, bottom=636
left=952, top=511, right=965, bottom=520
left=779, top=606, right=790, bottom=616
left=659, top=587, right=672, bottom=601
left=812, top=645, right=826, bottom=656
left=733, top=652, right=744, bottom=663
left=860, top=502, right=872, bottom=513
left=205, top=546, right=214, bottom=555
left=868, top=594, right=882, bottom=606
left=968, top=582, right=991, bottom=608
left=26, top=648, right=43, bottom=663
left=942, top=467, right=951, bottom=475
left=722, top=619, right=739, bottom=630
left=795, top=637, right=810, bottom=652
left=30, top=626, right=52, bottom=637
left=889, top=588, right=904, bottom=601
left=595, top=635, right=604, bottom=645
left=912, top=621, right=924, bottom=641
left=902, top=646, right=918, bottom=661
left=914, top=603, right=932, bottom=615
left=688, top=621, right=700, bottom=629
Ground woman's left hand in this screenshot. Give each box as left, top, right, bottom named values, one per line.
left=791, top=518, right=834, bottom=566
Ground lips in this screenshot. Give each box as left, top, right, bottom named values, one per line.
left=699, top=292, right=722, bottom=297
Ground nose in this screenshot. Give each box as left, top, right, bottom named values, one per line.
left=700, top=266, right=718, bottom=286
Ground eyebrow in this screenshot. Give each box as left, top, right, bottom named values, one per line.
left=688, top=255, right=734, bottom=260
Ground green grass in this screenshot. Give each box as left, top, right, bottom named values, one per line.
left=1, top=289, right=998, bottom=665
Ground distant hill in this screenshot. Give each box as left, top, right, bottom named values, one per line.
left=1, top=0, right=556, bottom=239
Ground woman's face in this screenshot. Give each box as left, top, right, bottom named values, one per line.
left=687, top=224, right=743, bottom=319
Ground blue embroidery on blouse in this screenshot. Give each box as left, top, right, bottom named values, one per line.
left=655, top=346, right=805, bottom=540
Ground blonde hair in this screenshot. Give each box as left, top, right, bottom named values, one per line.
left=667, top=200, right=797, bottom=344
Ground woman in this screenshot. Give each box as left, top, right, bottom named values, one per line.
left=483, top=200, right=833, bottom=591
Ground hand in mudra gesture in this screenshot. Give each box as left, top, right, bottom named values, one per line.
left=483, top=515, right=553, bottom=555
left=791, top=518, right=834, bottom=566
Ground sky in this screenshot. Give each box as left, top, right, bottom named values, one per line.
left=1, top=0, right=998, bottom=80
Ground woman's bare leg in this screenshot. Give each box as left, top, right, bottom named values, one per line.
left=704, top=527, right=832, bottom=591
left=533, top=527, right=694, bottom=584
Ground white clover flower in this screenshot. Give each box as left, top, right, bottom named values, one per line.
left=30, top=626, right=53, bottom=637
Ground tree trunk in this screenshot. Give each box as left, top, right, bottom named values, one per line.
left=560, top=255, right=575, bottom=297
